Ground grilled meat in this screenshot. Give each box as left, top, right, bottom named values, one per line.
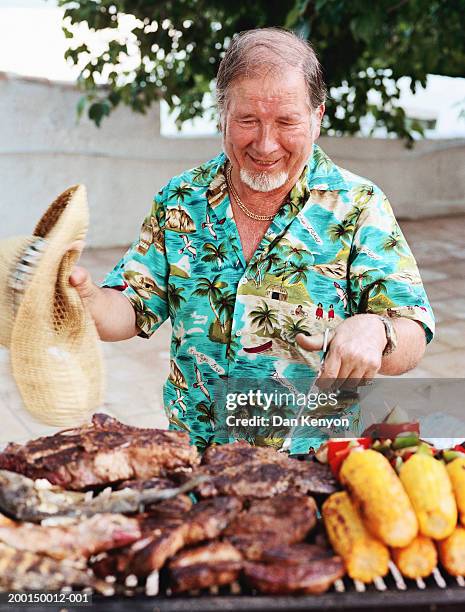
left=92, top=518, right=188, bottom=580
left=144, top=495, right=193, bottom=518
left=0, top=513, right=140, bottom=560
left=243, top=556, right=345, bottom=594
left=0, top=468, right=204, bottom=522
left=0, top=542, right=113, bottom=594
left=0, top=413, right=199, bottom=490
left=224, top=495, right=317, bottom=544
left=258, top=542, right=336, bottom=565
left=196, top=442, right=337, bottom=498
left=197, top=463, right=292, bottom=498
left=201, top=440, right=290, bottom=471
left=91, top=496, right=242, bottom=581
left=169, top=542, right=243, bottom=592
left=186, top=496, right=243, bottom=545
left=290, top=460, right=339, bottom=495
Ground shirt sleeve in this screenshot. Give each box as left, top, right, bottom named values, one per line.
left=347, top=187, right=435, bottom=343
left=100, top=185, right=169, bottom=339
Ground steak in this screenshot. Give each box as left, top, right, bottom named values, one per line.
left=0, top=413, right=199, bottom=490
left=258, top=542, right=337, bottom=565
left=0, top=542, right=113, bottom=594
left=0, top=513, right=140, bottom=560
left=196, top=441, right=337, bottom=498
left=224, top=495, right=317, bottom=544
left=169, top=542, right=243, bottom=592
left=201, top=440, right=290, bottom=471
left=185, top=496, right=243, bottom=545
left=243, top=556, right=345, bottom=594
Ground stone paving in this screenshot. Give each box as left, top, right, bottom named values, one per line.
left=1, top=215, right=464, bottom=445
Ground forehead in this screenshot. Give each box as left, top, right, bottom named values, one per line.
left=227, top=68, right=309, bottom=115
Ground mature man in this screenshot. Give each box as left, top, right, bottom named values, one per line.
left=71, top=28, right=434, bottom=452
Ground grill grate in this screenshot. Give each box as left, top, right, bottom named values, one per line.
left=72, top=563, right=465, bottom=612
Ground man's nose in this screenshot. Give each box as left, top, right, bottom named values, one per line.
left=253, top=125, right=279, bottom=158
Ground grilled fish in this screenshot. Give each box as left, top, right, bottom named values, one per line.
left=0, top=469, right=206, bottom=522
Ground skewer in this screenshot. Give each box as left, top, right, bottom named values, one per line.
left=145, top=570, right=159, bottom=596
left=432, top=567, right=447, bottom=589
left=209, top=585, right=219, bottom=594
left=373, top=576, right=387, bottom=591
left=230, top=581, right=241, bottom=594
left=333, top=579, right=345, bottom=592
left=388, top=561, right=407, bottom=590
left=104, top=575, right=116, bottom=584
left=456, top=576, right=465, bottom=587
left=354, top=580, right=366, bottom=592
left=125, top=574, right=138, bottom=588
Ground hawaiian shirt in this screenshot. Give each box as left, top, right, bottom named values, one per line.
left=102, top=144, right=435, bottom=453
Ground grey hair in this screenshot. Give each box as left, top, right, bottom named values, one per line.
left=216, top=28, right=327, bottom=122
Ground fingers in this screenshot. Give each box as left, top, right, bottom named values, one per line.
left=69, top=265, right=95, bottom=302
left=295, top=331, right=335, bottom=352
left=69, top=265, right=88, bottom=287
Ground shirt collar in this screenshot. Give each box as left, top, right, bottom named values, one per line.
left=204, top=145, right=349, bottom=200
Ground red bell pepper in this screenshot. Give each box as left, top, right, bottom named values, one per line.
left=327, top=438, right=371, bottom=477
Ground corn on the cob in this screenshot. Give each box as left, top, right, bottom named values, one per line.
left=391, top=535, right=437, bottom=579
left=437, top=527, right=465, bottom=576
left=339, top=449, right=418, bottom=547
left=322, top=491, right=389, bottom=583
left=400, top=454, right=457, bottom=540
left=446, top=458, right=465, bottom=527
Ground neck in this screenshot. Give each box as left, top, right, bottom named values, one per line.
left=230, top=164, right=301, bottom=214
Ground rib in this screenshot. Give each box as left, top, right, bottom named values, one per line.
left=0, top=513, right=140, bottom=560
left=0, top=542, right=113, bottom=594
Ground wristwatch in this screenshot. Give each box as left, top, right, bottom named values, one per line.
left=377, top=315, right=397, bottom=356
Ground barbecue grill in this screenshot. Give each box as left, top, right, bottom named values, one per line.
left=2, top=565, right=465, bottom=612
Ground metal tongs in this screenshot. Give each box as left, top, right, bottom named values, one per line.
left=281, top=328, right=331, bottom=452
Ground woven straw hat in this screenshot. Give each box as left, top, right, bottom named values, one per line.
left=0, top=185, right=104, bottom=426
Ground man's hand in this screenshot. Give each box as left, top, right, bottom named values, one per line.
left=66, top=243, right=138, bottom=342
left=69, top=265, right=99, bottom=306
left=295, top=314, right=387, bottom=389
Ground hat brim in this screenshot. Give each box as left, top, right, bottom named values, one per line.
left=7, top=185, right=104, bottom=426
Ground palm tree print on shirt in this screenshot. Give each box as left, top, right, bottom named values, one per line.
left=201, top=242, right=228, bottom=269
left=250, top=301, right=280, bottom=336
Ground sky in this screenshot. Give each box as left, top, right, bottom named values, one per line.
left=0, top=0, right=464, bottom=138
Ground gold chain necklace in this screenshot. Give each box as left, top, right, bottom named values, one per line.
left=226, top=163, right=276, bottom=222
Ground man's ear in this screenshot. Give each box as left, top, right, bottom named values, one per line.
left=312, top=103, right=325, bottom=140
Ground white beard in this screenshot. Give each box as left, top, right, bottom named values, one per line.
left=239, top=168, right=288, bottom=193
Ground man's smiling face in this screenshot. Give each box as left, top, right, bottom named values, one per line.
left=222, top=67, right=324, bottom=193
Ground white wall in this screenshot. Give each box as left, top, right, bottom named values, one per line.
left=1, top=73, right=464, bottom=247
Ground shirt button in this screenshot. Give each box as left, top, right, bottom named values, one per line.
left=239, top=278, right=247, bottom=285
left=235, top=330, right=242, bottom=337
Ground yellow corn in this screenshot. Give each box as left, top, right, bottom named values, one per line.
left=446, top=458, right=465, bottom=527
left=339, top=449, right=418, bottom=547
left=400, top=454, right=457, bottom=539
left=437, top=527, right=465, bottom=576
left=322, top=491, right=389, bottom=583
left=391, top=535, right=437, bottom=579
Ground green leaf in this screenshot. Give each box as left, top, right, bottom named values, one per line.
left=88, top=101, right=111, bottom=127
